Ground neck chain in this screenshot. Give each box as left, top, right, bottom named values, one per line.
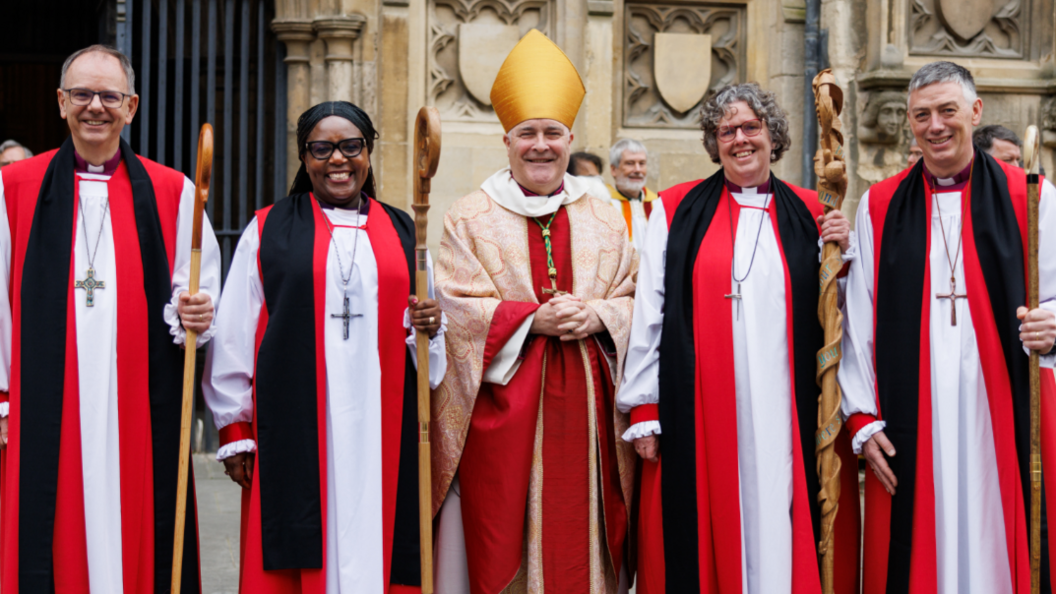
left=320, top=196, right=365, bottom=291
left=532, top=209, right=567, bottom=296
left=723, top=185, right=771, bottom=320
left=73, top=192, right=111, bottom=307
left=931, top=166, right=973, bottom=325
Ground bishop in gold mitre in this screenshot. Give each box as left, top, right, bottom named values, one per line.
left=431, top=29, right=639, bottom=594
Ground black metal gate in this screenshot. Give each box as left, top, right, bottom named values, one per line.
left=116, top=0, right=287, bottom=274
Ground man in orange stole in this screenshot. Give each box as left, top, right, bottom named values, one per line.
left=431, top=30, right=638, bottom=594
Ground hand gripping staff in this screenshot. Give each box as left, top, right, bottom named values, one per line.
left=1024, top=125, right=1043, bottom=594
left=171, top=123, right=212, bottom=594
left=812, top=69, right=847, bottom=594
left=413, top=106, right=442, bottom=593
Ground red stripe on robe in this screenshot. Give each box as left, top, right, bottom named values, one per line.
left=2, top=156, right=184, bottom=594
left=238, top=197, right=413, bottom=594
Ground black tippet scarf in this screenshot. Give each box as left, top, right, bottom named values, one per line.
left=19, top=137, right=197, bottom=591
left=254, top=193, right=423, bottom=584
left=656, top=170, right=824, bottom=591
left=875, top=148, right=1049, bottom=592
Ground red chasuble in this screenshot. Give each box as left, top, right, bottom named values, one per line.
left=635, top=172, right=860, bottom=594
left=1, top=138, right=200, bottom=593
left=229, top=193, right=423, bottom=594
left=852, top=150, right=1056, bottom=594
left=457, top=206, right=629, bottom=594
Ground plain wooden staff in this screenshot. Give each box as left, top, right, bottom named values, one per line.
left=412, top=106, right=442, bottom=594
left=1024, top=125, right=1042, bottom=594
left=811, top=68, right=847, bottom=594
left=171, top=123, right=213, bottom=594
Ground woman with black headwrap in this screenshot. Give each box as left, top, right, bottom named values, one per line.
left=203, top=101, right=446, bottom=593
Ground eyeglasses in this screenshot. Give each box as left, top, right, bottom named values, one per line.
left=717, top=119, right=765, bottom=143
left=305, top=138, right=367, bottom=160
left=63, top=88, right=130, bottom=109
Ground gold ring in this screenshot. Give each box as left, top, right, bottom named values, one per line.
left=429, top=316, right=435, bottom=325
left=1037, top=331, right=1042, bottom=341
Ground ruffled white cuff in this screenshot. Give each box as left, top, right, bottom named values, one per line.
left=851, top=420, right=887, bottom=455
left=216, top=438, right=256, bottom=461
left=622, top=420, right=662, bottom=442
left=816, top=231, right=858, bottom=263
left=165, top=291, right=218, bottom=348
left=403, top=309, right=448, bottom=340
left=0, top=402, right=8, bottom=418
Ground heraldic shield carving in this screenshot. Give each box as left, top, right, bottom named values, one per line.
left=653, top=32, right=712, bottom=114
left=935, top=0, right=992, bottom=43
left=458, top=24, right=522, bottom=106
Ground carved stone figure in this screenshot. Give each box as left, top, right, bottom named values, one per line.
left=858, top=90, right=908, bottom=146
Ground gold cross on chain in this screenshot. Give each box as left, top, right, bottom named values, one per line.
left=935, top=275, right=967, bottom=325
left=74, top=267, right=106, bottom=307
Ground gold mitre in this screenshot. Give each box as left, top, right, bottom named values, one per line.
left=490, top=29, right=585, bottom=132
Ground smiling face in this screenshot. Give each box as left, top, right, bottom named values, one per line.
left=504, top=119, right=573, bottom=195
left=612, top=150, right=648, bottom=197
left=716, top=100, right=772, bottom=188
left=908, top=81, right=983, bottom=177
left=57, top=51, right=138, bottom=163
left=302, top=116, right=371, bottom=208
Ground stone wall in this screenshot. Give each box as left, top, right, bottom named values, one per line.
left=272, top=0, right=1056, bottom=245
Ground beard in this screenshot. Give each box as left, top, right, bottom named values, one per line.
left=615, top=176, right=646, bottom=198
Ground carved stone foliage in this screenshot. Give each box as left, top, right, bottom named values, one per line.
left=623, top=2, right=746, bottom=129
left=909, top=0, right=1025, bottom=59
left=428, top=0, right=553, bottom=122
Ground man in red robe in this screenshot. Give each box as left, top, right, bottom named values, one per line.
left=431, top=30, right=637, bottom=594
left=840, top=60, right=1056, bottom=593
left=0, top=44, right=221, bottom=593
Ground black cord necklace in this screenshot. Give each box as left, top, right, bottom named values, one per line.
left=724, top=179, right=772, bottom=321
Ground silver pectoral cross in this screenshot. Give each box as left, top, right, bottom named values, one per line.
left=725, top=282, right=743, bottom=320
left=330, top=293, right=363, bottom=340
left=935, top=275, right=967, bottom=326
left=74, top=267, right=105, bottom=307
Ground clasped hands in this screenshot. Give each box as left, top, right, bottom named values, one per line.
left=530, top=293, right=604, bottom=341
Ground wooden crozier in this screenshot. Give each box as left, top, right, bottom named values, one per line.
left=812, top=69, right=846, bottom=594
left=413, top=106, right=442, bottom=594
left=1024, top=124, right=1042, bottom=594
left=171, top=123, right=213, bottom=594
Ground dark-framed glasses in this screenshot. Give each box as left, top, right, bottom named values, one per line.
left=717, top=119, right=765, bottom=143
left=63, top=88, right=130, bottom=109
left=306, top=138, right=367, bottom=160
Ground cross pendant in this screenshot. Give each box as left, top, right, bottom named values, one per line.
left=935, top=276, right=967, bottom=326
left=74, top=267, right=106, bottom=307
left=725, top=282, right=743, bottom=320
left=330, top=293, right=362, bottom=340
left=541, top=273, right=567, bottom=297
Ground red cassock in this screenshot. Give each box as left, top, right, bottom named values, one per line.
left=849, top=150, right=1056, bottom=593
left=1, top=139, right=201, bottom=593
left=457, top=206, right=630, bottom=594
left=632, top=172, right=860, bottom=594
left=228, top=193, right=424, bottom=594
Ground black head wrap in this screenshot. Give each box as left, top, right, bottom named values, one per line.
left=289, top=101, right=380, bottom=199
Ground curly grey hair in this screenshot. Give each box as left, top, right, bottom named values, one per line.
left=700, top=83, right=791, bottom=164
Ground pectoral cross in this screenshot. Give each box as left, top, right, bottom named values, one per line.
left=936, top=276, right=967, bottom=326
left=330, top=293, right=362, bottom=340
left=74, top=267, right=105, bottom=307
left=725, top=282, right=743, bottom=320
left=541, top=268, right=568, bottom=297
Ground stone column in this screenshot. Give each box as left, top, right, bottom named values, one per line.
left=272, top=19, right=316, bottom=184
left=314, top=15, right=367, bottom=103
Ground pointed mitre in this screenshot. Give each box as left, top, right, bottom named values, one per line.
left=490, top=29, right=586, bottom=133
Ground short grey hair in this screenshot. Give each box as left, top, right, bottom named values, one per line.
left=973, top=124, right=1021, bottom=150
left=609, top=138, right=647, bottom=168
left=700, top=82, right=791, bottom=164
left=908, top=61, right=976, bottom=103
left=0, top=140, right=32, bottom=158
left=60, top=45, right=136, bottom=95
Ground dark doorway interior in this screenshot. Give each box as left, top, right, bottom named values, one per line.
left=0, top=1, right=111, bottom=155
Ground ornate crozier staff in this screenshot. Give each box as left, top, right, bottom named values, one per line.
left=1024, top=124, right=1042, bottom=594
left=812, top=68, right=847, bottom=594
left=171, top=123, right=213, bottom=594
left=413, top=106, right=442, bottom=594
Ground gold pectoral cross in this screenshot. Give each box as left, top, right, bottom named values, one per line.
left=541, top=267, right=568, bottom=297
left=74, top=267, right=105, bottom=307
left=936, top=275, right=967, bottom=326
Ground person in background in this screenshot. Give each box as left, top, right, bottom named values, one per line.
left=605, top=138, right=658, bottom=252
left=568, top=150, right=603, bottom=176
left=973, top=123, right=1023, bottom=166
left=0, top=139, right=32, bottom=167
left=907, top=136, right=924, bottom=168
